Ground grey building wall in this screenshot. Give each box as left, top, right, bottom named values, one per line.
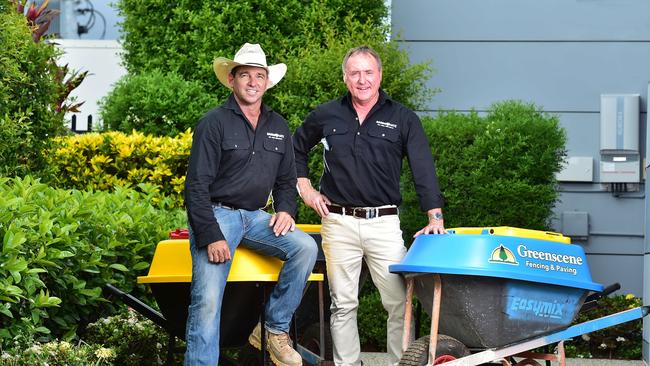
left=391, top=0, right=649, bottom=360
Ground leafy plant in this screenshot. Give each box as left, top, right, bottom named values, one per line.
left=0, top=176, right=186, bottom=348
left=399, top=100, right=566, bottom=239
left=0, top=340, right=115, bottom=366
left=83, top=307, right=179, bottom=366
left=54, top=63, right=88, bottom=114
left=565, top=294, right=643, bottom=360
left=0, top=3, right=63, bottom=177
left=10, top=0, right=59, bottom=43
left=116, top=0, right=386, bottom=91
left=108, top=0, right=428, bottom=137
left=0, top=0, right=87, bottom=177
left=357, top=287, right=388, bottom=352
left=43, top=130, right=192, bottom=207
left=99, top=70, right=217, bottom=136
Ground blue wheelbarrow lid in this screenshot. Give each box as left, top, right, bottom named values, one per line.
left=390, top=227, right=604, bottom=292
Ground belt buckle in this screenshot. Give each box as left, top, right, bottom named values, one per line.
left=369, top=208, right=379, bottom=219
left=354, top=207, right=378, bottom=219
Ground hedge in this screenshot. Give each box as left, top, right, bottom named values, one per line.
left=0, top=176, right=186, bottom=348
left=0, top=3, right=66, bottom=177
left=399, top=100, right=566, bottom=239
left=43, top=130, right=192, bottom=207
left=99, top=70, right=217, bottom=136
left=103, top=0, right=432, bottom=136
left=44, top=100, right=566, bottom=240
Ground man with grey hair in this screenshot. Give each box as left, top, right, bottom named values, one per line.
left=293, top=45, right=446, bottom=365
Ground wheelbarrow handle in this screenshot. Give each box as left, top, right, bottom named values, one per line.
left=105, top=284, right=169, bottom=330
left=580, top=282, right=621, bottom=313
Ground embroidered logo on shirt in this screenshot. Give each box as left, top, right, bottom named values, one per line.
left=266, top=132, right=285, bottom=140
left=376, top=121, right=397, bottom=129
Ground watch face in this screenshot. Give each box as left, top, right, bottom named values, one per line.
left=431, top=212, right=443, bottom=220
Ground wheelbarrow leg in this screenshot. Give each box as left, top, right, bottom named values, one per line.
left=428, top=273, right=442, bottom=365
left=511, top=340, right=566, bottom=366
left=402, top=277, right=414, bottom=353
left=261, top=284, right=268, bottom=365
left=401, top=274, right=442, bottom=365
left=318, top=280, right=325, bottom=361
left=557, top=340, right=566, bottom=366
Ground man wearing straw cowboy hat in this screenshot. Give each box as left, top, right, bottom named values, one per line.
left=184, top=43, right=317, bottom=366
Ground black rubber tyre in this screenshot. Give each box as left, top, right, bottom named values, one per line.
left=398, top=334, right=470, bottom=366
left=299, top=322, right=334, bottom=361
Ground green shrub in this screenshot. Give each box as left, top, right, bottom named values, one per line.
left=1, top=307, right=181, bottom=365
left=43, top=130, right=191, bottom=207
left=357, top=288, right=388, bottom=351
left=274, top=18, right=434, bottom=129
left=99, top=70, right=217, bottom=136
left=109, top=0, right=429, bottom=136
left=83, top=307, right=179, bottom=366
left=565, top=294, right=643, bottom=360
left=0, top=5, right=66, bottom=177
left=116, top=0, right=386, bottom=91
left=399, top=100, right=566, bottom=239
left=0, top=176, right=186, bottom=348
left=48, top=101, right=565, bottom=240
left=0, top=340, right=115, bottom=366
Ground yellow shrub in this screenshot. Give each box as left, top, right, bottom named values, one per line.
left=45, top=130, right=192, bottom=207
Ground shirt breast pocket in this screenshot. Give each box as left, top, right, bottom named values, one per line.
left=263, top=138, right=286, bottom=155
left=323, top=124, right=349, bottom=154
left=367, top=125, right=399, bottom=143
left=222, top=138, right=250, bottom=156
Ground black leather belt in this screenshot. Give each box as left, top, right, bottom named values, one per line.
left=327, top=205, right=398, bottom=219
left=211, top=202, right=236, bottom=209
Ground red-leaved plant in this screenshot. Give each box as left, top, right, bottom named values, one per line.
left=12, top=0, right=87, bottom=114
left=12, top=0, right=59, bottom=42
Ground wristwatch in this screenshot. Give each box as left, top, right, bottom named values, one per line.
left=429, top=211, right=443, bottom=221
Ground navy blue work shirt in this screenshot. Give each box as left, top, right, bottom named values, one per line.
left=185, top=95, right=298, bottom=248
left=293, top=90, right=443, bottom=211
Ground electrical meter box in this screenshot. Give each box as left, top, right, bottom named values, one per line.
left=599, top=94, right=640, bottom=183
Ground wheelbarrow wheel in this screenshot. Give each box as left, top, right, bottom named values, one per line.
left=398, top=334, right=470, bottom=366
left=299, top=322, right=333, bottom=360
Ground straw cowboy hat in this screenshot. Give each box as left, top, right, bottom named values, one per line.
left=213, top=43, right=287, bottom=90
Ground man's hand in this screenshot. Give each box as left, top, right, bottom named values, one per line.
left=413, top=219, right=447, bottom=237
left=298, top=177, right=331, bottom=217
left=206, top=240, right=231, bottom=263
left=413, top=209, right=447, bottom=237
left=269, top=211, right=296, bottom=236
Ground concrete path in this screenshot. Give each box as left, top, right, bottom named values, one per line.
left=566, top=360, right=645, bottom=366
left=360, top=352, right=646, bottom=365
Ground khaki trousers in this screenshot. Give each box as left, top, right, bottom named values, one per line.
left=321, top=212, right=407, bottom=366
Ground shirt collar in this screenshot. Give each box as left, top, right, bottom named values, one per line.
left=224, top=94, right=271, bottom=117
left=343, top=88, right=390, bottom=108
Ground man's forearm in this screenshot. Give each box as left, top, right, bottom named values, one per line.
left=297, top=177, right=315, bottom=199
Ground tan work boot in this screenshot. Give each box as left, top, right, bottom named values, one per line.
left=248, top=322, right=262, bottom=350
left=267, top=332, right=302, bottom=366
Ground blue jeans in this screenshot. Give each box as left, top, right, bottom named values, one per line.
left=184, top=207, right=318, bottom=365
